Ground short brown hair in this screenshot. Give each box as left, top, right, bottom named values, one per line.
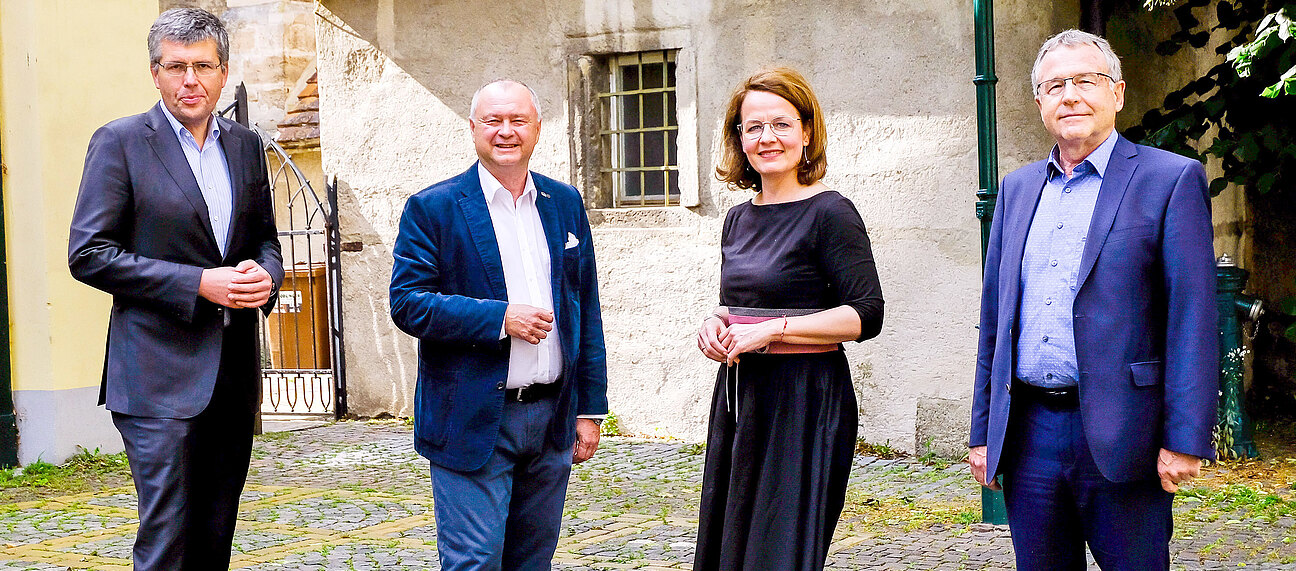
left=716, top=67, right=828, bottom=191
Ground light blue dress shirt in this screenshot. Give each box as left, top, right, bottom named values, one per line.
left=1015, top=131, right=1119, bottom=388
left=159, top=103, right=234, bottom=257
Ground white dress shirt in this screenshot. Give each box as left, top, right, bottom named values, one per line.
left=159, top=103, right=233, bottom=257
left=480, top=164, right=563, bottom=389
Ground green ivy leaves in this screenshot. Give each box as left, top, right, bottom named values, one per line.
left=1130, top=1, right=1296, bottom=196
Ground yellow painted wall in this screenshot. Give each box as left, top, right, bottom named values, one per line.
left=0, top=0, right=158, bottom=393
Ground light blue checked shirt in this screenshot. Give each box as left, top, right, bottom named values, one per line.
left=1015, top=131, right=1118, bottom=388
left=159, top=103, right=233, bottom=257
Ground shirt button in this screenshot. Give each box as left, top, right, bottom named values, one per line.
left=1050, top=260, right=1058, bottom=267
left=1064, top=187, right=1072, bottom=193
left=496, top=381, right=505, bottom=390
left=1056, top=222, right=1064, bottom=229
left=1045, top=297, right=1053, bottom=305
left=1046, top=373, right=1054, bottom=380
left=1042, top=336, right=1049, bottom=343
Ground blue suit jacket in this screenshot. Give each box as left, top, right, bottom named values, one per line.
left=69, top=103, right=284, bottom=419
left=970, top=134, right=1218, bottom=483
left=390, top=164, right=608, bottom=472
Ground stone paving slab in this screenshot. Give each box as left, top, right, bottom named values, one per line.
left=0, top=421, right=1293, bottom=569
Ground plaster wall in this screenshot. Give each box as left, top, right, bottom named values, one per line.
left=0, top=0, right=159, bottom=463
left=316, top=0, right=991, bottom=453
left=316, top=0, right=1227, bottom=454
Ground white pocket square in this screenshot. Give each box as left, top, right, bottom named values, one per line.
left=565, top=232, right=579, bottom=249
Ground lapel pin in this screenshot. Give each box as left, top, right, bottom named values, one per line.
left=540, top=191, right=551, bottom=199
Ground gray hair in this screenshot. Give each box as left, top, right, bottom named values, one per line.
left=469, top=79, right=543, bottom=121
left=1031, top=29, right=1123, bottom=94
left=148, top=8, right=230, bottom=66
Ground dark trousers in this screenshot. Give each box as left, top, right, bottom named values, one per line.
left=112, top=343, right=258, bottom=571
left=429, top=398, right=573, bottom=571
left=1002, top=396, right=1174, bottom=571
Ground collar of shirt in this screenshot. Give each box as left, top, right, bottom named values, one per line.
left=478, top=163, right=536, bottom=209
left=158, top=102, right=221, bottom=149
left=1046, top=129, right=1118, bottom=182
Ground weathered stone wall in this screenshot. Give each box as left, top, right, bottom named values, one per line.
left=222, top=0, right=316, bottom=133
left=162, top=0, right=316, bottom=133
left=315, top=0, right=1226, bottom=453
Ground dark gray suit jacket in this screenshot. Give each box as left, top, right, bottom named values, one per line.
left=69, top=103, right=283, bottom=419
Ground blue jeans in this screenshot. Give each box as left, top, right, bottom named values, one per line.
left=430, top=398, right=573, bottom=571
left=1002, top=397, right=1173, bottom=570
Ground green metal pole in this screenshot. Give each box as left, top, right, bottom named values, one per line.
left=974, top=0, right=1007, bottom=525
left=974, top=0, right=999, bottom=258
left=0, top=128, right=17, bottom=468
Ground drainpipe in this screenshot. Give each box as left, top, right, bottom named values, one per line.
left=0, top=131, right=17, bottom=468
left=973, top=0, right=1007, bottom=525
left=974, top=0, right=999, bottom=264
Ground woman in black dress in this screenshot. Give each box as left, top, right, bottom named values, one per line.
left=693, top=67, right=884, bottom=571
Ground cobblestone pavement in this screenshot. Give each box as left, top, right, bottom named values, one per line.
left=2, top=421, right=1294, bottom=569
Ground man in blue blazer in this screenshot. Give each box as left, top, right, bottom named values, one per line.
left=68, top=9, right=282, bottom=571
left=968, top=30, right=1217, bottom=569
left=390, top=80, right=607, bottom=570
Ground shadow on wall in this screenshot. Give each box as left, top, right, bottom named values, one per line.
left=317, top=0, right=566, bottom=121
left=314, top=0, right=999, bottom=127
left=330, top=176, right=417, bottom=416
left=1249, top=190, right=1296, bottom=420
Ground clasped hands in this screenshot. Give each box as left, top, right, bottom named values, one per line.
left=199, top=260, right=274, bottom=309
left=697, top=315, right=780, bottom=365
left=968, top=445, right=1201, bottom=493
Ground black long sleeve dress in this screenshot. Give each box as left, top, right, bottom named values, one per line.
left=694, top=190, right=884, bottom=571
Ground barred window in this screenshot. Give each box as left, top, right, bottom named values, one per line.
left=599, top=50, right=679, bottom=207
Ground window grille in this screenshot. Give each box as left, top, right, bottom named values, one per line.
left=599, top=50, right=679, bottom=207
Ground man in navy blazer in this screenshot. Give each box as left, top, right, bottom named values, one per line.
left=968, top=30, right=1217, bottom=569
left=390, top=80, right=607, bottom=570
left=68, top=8, right=282, bottom=571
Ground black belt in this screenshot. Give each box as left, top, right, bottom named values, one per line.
left=505, top=381, right=560, bottom=403
left=1014, top=380, right=1079, bottom=409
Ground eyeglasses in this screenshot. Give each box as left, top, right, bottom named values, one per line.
left=473, top=117, right=535, bottom=130
left=737, top=117, right=801, bottom=140
left=1035, top=72, right=1115, bottom=98
left=156, top=61, right=225, bottom=78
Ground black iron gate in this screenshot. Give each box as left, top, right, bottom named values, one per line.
left=222, top=85, right=346, bottom=419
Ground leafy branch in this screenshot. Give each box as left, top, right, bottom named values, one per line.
left=1126, top=1, right=1296, bottom=196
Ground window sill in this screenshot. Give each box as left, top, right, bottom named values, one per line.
left=588, top=205, right=700, bottom=228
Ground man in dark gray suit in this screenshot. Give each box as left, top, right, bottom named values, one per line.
left=68, top=8, right=282, bottom=570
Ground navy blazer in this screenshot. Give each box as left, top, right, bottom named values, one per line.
left=69, top=103, right=284, bottom=419
left=970, top=134, right=1218, bottom=483
left=390, top=164, right=608, bottom=472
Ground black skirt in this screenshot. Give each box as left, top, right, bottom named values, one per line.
left=694, top=350, right=858, bottom=571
